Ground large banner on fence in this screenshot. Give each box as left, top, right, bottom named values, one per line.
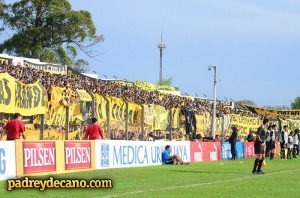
left=190, top=142, right=221, bottom=162
left=110, top=97, right=126, bottom=121
left=172, top=108, right=180, bottom=129
left=109, top=97, right=126, bottom=132
left=94, top=94, right=107, bottom=125
left=24, top=60, right=67, bottom=75
left=230, top=114, right=261, bottom=135
left=128, top=102, right=142, bottom=125
left=281, top=119, right=300, bottom=131
left=153, top=105, right=169, bottom=131
left=0, top=56, right=12, bottom=65
left=46, top=86, right=82, bottom=126
left=144, top=105, right=154, bottom=126
left=95, top=140, right=190, bottom=169
left=0, top=73, right=47, bottom=116
left=0, top=141, right=16, bottom=181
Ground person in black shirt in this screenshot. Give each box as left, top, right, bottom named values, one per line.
left=229, top=126, right=238, bottom=160
left=269, top=125, right=277, bottom=160
left=246, top=130, right=255, bottom=142
left=252, top=118, right=269, bottom=174
left=293, top=129, right=299, bottom=158
left=265, top=126, right=272, bottom=159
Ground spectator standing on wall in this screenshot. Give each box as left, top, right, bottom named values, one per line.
left=2, top=113, right=26, bottom=140
left=83, top=118, right=104, bottom=140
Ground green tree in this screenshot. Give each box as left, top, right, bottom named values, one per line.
left=157, top=77, right=180, bottom=91
left=238, top=100, right=257, bottom=106
left=291, top=97, right=300, bottom=109
left=0, top=0, right=3, bottom=32
left=0, top=0, right=3, bottom=13
left=157, top=77, right=173, bottom=87
left=0, top=0, right=103, bottom=67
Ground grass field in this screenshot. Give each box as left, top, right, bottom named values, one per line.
left=1, top=157, right=300, bottom=198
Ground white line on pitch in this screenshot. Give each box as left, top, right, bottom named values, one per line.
left=96, top=168, right=300, bottom=198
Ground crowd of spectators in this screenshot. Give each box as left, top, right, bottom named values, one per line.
left=0, top=62, right=262, bottom=141
left=0, top=63, right=231, bottom=116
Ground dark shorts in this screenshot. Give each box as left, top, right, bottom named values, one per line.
left=269, top=140, right=275, bottom=150
left=6, top=138, right=17, bottom=141
left=280, top=142, right=286, bottom=150
left=266, top=140, right=275, bottom=150
left=254, top=141, right=265, bottom=154
left=165, top=159, right=174, bottom=165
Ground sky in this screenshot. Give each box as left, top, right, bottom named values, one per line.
left=3, top=0, right=300, bottom=107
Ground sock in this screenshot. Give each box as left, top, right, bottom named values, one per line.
left=270, top=152, right=274, bottom=159
left=252, top=158, right=259, bottom=172
left=257, top=159, right=263, bottom=172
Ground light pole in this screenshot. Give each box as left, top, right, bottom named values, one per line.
left=158, top=33, right=167, bottom=82
left=208, top=65, right=217, bottom=139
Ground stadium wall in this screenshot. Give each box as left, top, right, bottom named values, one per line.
left=0, top=140, right=280, bottom=181
left=94, top=140, right=190, bottom=169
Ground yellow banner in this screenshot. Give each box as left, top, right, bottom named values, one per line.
left=77, top=89, right=92, bottom=102
left=46, top=105, right=67, bottom=126
left=128, top=102, right=142, bottom=125
left=109, top=97, right=142, bottom=132
left=94, top=94, right=107, bottom=125
left=110, top=97, right=126, bottom=121
left=195, top=114, right=206, bottom=135
left=47, top=86, right=82, bottom=126
left=153, top=105, right=169, bottom=131
left=172, top=108, right=180, bottom=129
left=281, top=119, right=300, bottom=131
left=144, top=105, right=154, bottom=126
left=50, top=86, right=64, bottom=107
left=0, top=73, right=47, bottom=116
left=230, top=114, right=261, bottom=135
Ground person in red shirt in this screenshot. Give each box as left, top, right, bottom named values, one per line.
left=83, top=118, right=104, bottom=140
left=3, top=113, right=26, bottom=140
